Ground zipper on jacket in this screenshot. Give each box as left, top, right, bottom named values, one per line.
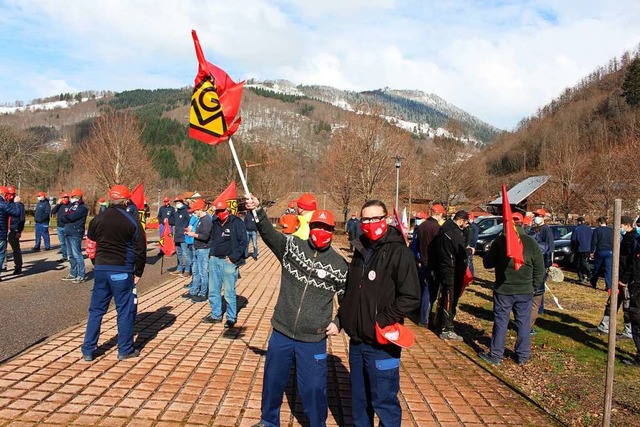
left=292, top=251, right=317, bottom=338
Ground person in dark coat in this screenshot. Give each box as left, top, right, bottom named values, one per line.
left=589, top=216, right=636, bottom=338
left=3, top=188, right=25, bottom=275
left=346, top=212, right=361, bottom=251
left=338, top=199, right=420, bottom=426
left=571, top=216, right=593, bottom=284
left=33, top=191, right=51, bottom=251
left=437, top=210, right=470, bottom=341
left=58, top=188, right=89, bottom=283
left=0, top=187, right=23, bottom=282
left=590, top=216, right=614, bottom=290
left=530, top=208, right=554, bottom=333
left=414, top=204, right=446, bottom=327
left=465, top=213, right=480, bottom=278
left=81, top=185, right=146, bottom=361
left=244, top=210, right=259, bottom=260
left=51, top=194, right=70, bottom=262
left=157, top=197, right=175, bottom=236
left=480, top=223, right=544, bottom=366
left=172, top=196, right=192, bottom=277
left=206, top=200, right=247, bottom=328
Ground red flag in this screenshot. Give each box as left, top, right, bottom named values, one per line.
left=392, top=207, right=408, bottom=244
left=501, top=184, right=524, bottom=270
left=213, top=181, right=237, bottom=206
left=158, top=218, right=176, bottom=256
left=189, top=30, right=244, bottom=145
left=130, top=182, right=145, bottom=210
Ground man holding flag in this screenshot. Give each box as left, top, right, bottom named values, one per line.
left=480, top=185, right=544, bottom=366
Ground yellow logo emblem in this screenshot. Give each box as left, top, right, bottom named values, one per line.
left=190, top=80, right=227, bottom=137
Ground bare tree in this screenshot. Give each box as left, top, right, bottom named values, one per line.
left=323, top=129, right=356, bottom=223
left=75, top=110, right=157, bottom=193
left=0, top=125, right=45, bottom=185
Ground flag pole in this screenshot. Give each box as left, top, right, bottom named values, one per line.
left=228, top=137, right=259, bottom=222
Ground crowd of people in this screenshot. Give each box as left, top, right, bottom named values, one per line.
left=2, top=183, right=639, bottom=426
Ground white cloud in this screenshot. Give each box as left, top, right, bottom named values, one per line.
left=1, top=0, right=640, bottom=128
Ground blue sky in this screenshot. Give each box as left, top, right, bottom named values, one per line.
left=1, top=0, right=639, bottom=129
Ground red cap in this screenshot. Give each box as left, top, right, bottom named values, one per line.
left=375, top=323, right=415, bottom=348
left=279, top=214, right=299, bottom=234
left=296, top=193, right=317, bottom=211
left=189, top=198, right=206, bottom=212
left=512, top=212, right=524, bottom=222
left=37, top=191, right=46, bottom=197
left=213, top=200, right=227, bottom=211
left=522, top=216, right=533, bottom=226
left=163, top=197, right=170, bottom=203
left=430, top=204, right=446, bottom=214
left=287, top=201, right=296, bottom=209
left=174, top=195, right=184, bottom=202
left=310, top=210, right=335, bottom=227
left=5, top=186, right=16, bottom=195
left=61, top=193, right=69, bottom=198
left=108, top=185, right=131, bottom=200
left=70, top=188, right=83, bottom=197
left=534, top=208, right=547, bottom=217
left=99, top=197, right=106, bottom=203
left=416, top=211, right=428, bottom=219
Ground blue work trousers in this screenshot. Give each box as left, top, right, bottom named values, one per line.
left=490, top=292, right=533, bottom=363
left=189, top=248, right=209, bottom=297
left=591, top=250, right=613, bottom=290
left=66, top=235, right=85, bottom=279
left=34, top=223, right=51, bottom=249
left=349, top=340, right=402, bottom=427
left=57, top=227, right=67, bottom=259
left=82, top=270, right=137, bottom=357
left=260, top=330, right=327, bottom=427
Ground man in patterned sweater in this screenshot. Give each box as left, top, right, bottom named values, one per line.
left=245, top=194, right=348, bottom=427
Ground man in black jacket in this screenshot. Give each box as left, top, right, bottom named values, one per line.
left=81, top=185, right=146, bottom=361
left=207, top=200, right=247, bottom=328
left=157, top=197, right=175, bottom=237
left=172, top=196, right=191, bottom=277
left=437, top=210, right=470, bottom=341
left=245, top=195, right=348, bottom=427
left=590, top=216, right=614, bottom=290
left=59, top=188, right=88, bottom=283
left=0, top=187, right=24, bottom=282
left=339, top=199, right=420, bottom=427
left=184, top=199, right=212, bottom=304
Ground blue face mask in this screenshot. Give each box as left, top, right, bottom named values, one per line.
left=636, top=226, right=640, bottom=234
left=620, top=228, right=626, bottom=236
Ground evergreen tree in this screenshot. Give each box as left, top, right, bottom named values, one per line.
left=622, top=57, right=640, bottom=107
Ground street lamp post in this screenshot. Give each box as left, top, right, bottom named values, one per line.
left=157, top=188, right=161, bottom=211
left=394, top=155, right=403, bottom=212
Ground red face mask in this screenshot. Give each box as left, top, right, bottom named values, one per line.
left=310, top=228, right=333, bottom=249
left=62, top=199, right=69, bottom=205
left=361, top=221, right=388, bottom=241
left=217, top=210, right=230, bottom=222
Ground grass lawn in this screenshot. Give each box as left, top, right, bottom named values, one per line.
left=455, top=259, right=640, bottom=426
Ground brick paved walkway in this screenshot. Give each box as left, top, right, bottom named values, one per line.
left=0, top=241, right=557, bottom=426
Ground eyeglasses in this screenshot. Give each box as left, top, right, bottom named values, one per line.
left=360, top=216, right=386, bottom=224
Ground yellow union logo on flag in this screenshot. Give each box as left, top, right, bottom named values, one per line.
left=190, top=80, right=227, bottom=137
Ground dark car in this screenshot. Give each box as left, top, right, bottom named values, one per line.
left=475, top=223, right=503, bottom=254
left=553, top=232, right=575, bottom=265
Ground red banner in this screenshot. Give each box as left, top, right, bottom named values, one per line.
left=158, top=218, right=176, bottom=256
left=502, top=184, right=524, bottom=270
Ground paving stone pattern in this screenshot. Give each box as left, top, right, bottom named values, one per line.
left=0, top=241, right=557, bottom=426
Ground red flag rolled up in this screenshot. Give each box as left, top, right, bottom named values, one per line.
left=501, top=183, right=524, bottom=270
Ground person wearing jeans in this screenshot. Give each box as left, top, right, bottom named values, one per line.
left=51, top=194, right=70, bottom=262
left=172, top=197, right=191, bottom=276
left=81, top=185, right=146, bottom=361
left=590, top=217, right=614, bottom=290
left=206, top=200, right=247, bottom=328
left=58, top=189, right=88, bottom=283
left=183, top=199, right=212, bottom=303
left=480, top=224, right=544, bottom=366
left=33, top=192, right=51, bottom=251
left=244, top=211, right=258, bottom=260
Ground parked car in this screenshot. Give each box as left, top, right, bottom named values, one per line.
left=474, top=216, right=503, bottom=234
left=475, top=223, right=503, bottom=254
left=553, top=232, right=575, bottom=265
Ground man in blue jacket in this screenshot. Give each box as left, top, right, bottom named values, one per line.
left=32, top=191, right=51, bottom=251
left=0, top=186, right=22, bottom=282
left=207, top=200, right=247, bottom=328
left=59, top=188, right=88, bottom=284
left=571, top=216, right=593, bottom=285
left=590, top=216, right=614, bottom=290
left=3, top=187, right=24, bottom=275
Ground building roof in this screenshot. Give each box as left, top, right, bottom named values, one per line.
left=489, top=175, right=551, bottom=206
